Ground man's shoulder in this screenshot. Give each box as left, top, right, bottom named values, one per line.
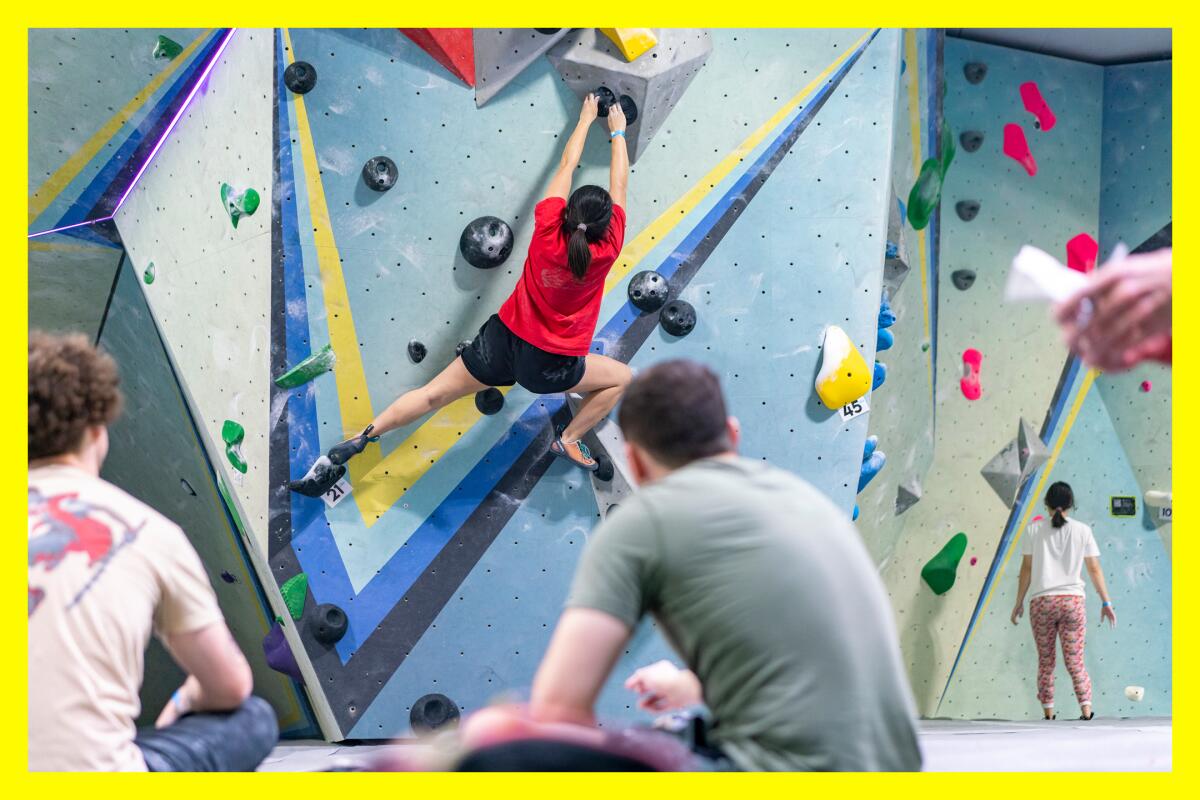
left=30, top=470, right=182, bottom=539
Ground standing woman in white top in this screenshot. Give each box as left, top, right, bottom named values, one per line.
left=1010, top=482, right=1117, bottom=720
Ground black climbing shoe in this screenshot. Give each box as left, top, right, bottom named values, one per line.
left=1080, top=712, right=1095, bottom=721
left=328, top=424, right=378, bottom=466
left=289, top=456, right=347, bottom=497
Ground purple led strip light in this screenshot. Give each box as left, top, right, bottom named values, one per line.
left=28, top=28, right=238, bottom=240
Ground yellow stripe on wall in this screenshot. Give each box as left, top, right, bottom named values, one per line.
left=904, top=29, right=934, bottom=396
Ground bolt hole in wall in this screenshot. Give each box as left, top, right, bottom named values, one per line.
left=27, top=26, right=1170, bottom=763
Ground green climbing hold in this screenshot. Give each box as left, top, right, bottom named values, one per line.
left=220, top=183, right=261, bottom=229
left=143, top=262, right=156, bottom=285
left=274, top=344, right=336, bottom=389
left=921, top=341, right=931, bottom=352
left=153, top=35, right=183, bottom=60
left=940, top=125, right=956, bottom=175
left=921, top=532, right=968, bottom=595
left=280, top=572, right=309, bottom=620
left=222, top=420, right=248, bottom=474
left=906, top=126, right=956, bottom=231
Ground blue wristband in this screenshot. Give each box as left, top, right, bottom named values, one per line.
left=1102, top=601, right=1113, bottom=608
left=610, top=130, right=625, bottom=139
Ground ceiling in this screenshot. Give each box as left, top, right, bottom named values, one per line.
left=946, top=29, right=1171, bottom=66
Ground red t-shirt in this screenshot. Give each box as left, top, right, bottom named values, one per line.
left=498, top=197, right=627, bottom=356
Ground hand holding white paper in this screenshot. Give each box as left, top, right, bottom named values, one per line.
left=1005, top=245, right=1088, bottom=303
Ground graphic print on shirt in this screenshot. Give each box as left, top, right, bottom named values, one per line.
left=28, top=488, right=142, bottom=616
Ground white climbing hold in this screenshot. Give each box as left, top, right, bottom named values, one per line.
left=1125, top=685, right=1145, bottom=702
left=815, top=325, right=872, bottom=410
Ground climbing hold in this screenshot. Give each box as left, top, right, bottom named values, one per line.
left=815, top=325, right=872, bottom=410
left=1140, top=380, right=1152, bottom=393
left=1002, top=124, right=1037, bottom=176
left=963, top=62, right=988, bottom=84
left=220, top=571, right=237, bottom=583
left=274, top=344, right=336, bottom=389
left=628, top=270, right=669, bottom=312
left=1144, top=490, right=1171, bottom=508
left=459, top=216, right=514, bottom=269
left=220, top=183, right=260, bottom=229
left=873, top=361, right=887, bottom=391
left=970, top=557, right=978, bottom=566
left=951, top=270, right=976, bottom=291
left=280, top=573, right=308, bottom=621
left=878, top=296, right=896, bottom=329
left=921, top=532, right=968, bottom=595
left=906, top=157, right=943, bottom=231
left=475, top=388, right=504, bottom=415
left=852, top=504, right=860, bottom=521
left=883, top=191, right=911, bottom=295
left=455, top=340, right=473, bottom=357
left=408, top=340, right=427, bottom=364
left=284, top=60, right=318, bottom=94
left=1020, top=81, right=1057, bottom=132
left=362, top=156, right=398, bottom=192
left=180, top=478, right=196, bottom=496
left=289, top=456, right=346, bottom=498
left=955, top=200, right=981, bottom=222
left=895, top=477, right=922, bottom=514
left=411, top=693, right=461, bottom=736
left=221, top=420, right=247, bottom=474
left=399, top=29, right=476, bottom=86
left=142, top=262, right=155, bottom=284
left=876, top=328, right=894, bottom=352
left=594, top=454, right=615, bottom=482
left=535, top=28, right=561, bottom=34
left=152, top=35, right=183, bottom=60
left=960, top=348, right=982, bottom=400
left=262, top=620, right=303, bottom=682
left=959, top=130, right=984, bottom=153
left=921, top=341, right=931, bottom=352
left=592, top=86, right=640, bottom=125
left=599, top=28, right=659, bottom=62
left=1066, top=233, right=1099, bottom=274
left=659, top=300, right=696, bottom=337
left=981, top=418, right=1049, bottom=507
left=311, top=603, right=348, bottom=645
left=1124, top=686, right=1146, bottom=702
left=858, top=437, right=886, bottom=492
left=940, top=125, right=957, bottom=175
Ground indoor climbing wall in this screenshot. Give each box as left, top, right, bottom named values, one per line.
left=268, top=27, right=898, bottom=739
left=885, top=37, right=1172, bottom=719
left=97, top=259, right=318, bottom=736
left=854, top=29, right=941, bottom=568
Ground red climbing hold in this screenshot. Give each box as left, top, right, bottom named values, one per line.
left=1141, top=380, right=1153, bottom=393
left=1003, top=124, right=1037, bottom=176
left=1066, top=233, right=1099, bottom=273
left=1020, top=81, right=1056, bottom=131
left=1032, top=514, right=1044, bottom=523
left=400, top=29, right=476, bottom=87
left=960, top=348, right=982, bottom=401
left=970, top=557, right=978, bottom=566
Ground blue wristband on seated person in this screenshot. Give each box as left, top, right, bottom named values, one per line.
left=610, top=130, right=625, bottom=139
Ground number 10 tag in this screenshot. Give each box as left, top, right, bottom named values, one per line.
left=840, top=397, right=870, bottom=421
left=322, top=477, right=353, bottom=508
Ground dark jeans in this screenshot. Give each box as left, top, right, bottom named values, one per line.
left=135, top=696, right=278, bottom=772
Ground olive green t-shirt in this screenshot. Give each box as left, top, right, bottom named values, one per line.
left=567, top=456, right=922, bottom=772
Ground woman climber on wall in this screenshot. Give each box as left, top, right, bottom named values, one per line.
left=1010, top=482, right=1116, bottom=721
left=294, top=94, right=631, bottom=496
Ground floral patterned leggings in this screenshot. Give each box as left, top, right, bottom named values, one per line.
left=1029, top=595, right=1092, bottom=709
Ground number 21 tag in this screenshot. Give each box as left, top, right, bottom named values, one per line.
left=322, top=477, right=353, bottom=509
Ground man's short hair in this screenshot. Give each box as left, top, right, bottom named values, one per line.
left=28, top=331, right=123, bottom=460
left=616, top=359, right=731, bottom=468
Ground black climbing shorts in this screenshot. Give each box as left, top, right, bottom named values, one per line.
left=460, top=315, right=587, bottom=395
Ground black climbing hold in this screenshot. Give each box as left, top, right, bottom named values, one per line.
left=659, top=300, right=696, bottom=337
left=459, top=216, right=514, bottom=269
left=594, top=454, right=614, bottom=482
left=284, top=61, right=317, bottom=94
left=455, top=340, right=472, bottom=357
left=963, top=62, right=988, bottom=85
left=289, top=457, right=346, bottom=497
left=959, top=130, right=984, bottom=153
left=618, top=94, right=638, bottom=124
left=534, top=28, right=561, bottom=34
left=362, top=156, right=398, bottom=192
left=408, top=340, right=427, bottom=363
left=955, top=200, right=980, bottom=222
left=951, top=269, right=976, bottom=291
left=627, top=270, right=669, bottom=312
left=410, top=693, right=461, bottom=736
left=594, top=85, right=617, bottom=115
left=475, top=388, right=504, bottom=415
left=220, top=571, right=237, bottom=584
left=180, top=478, right=196, bottom=496
left=310, top=603, right=348, bottom=645
left=605, top=504, right=620, bottom=518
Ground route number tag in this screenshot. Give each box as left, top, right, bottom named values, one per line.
left=840, top=397, right=870, bottom=421
left=322, top=477, right=353, bottom=508
left=1158, top=506, right=1172, bottom=521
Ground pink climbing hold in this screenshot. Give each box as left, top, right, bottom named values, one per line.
left=1141, top=380, right=1153, bottom=393
left=960, top=348, right=982, bottom=400
left=970, top=557, right=978, bottom=566
left=1032, top=514, right=1044, bottom=523
left=1020, top=81, right=1057, bottom=131
left=1066, top=233, right=1099, bottom=273
left=1003, top=124, right=1037, bottom=176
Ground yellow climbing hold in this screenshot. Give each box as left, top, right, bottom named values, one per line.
left=599, top=28, right=658, bottom=62
left=815, top=325, right=872, bottom=410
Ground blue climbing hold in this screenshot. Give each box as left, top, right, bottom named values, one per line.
left=877, top=328, right=894, bottom=352
left=852, top=504, right=860, bottom=521
left=886, top=241, right=899, bottom=259
left=900, top=59, right=907, bottom=76
left=859, top=436, right=886, bottom=492
left=897, top=198, right=907, bottom=224
left=873, top=361, right=887, bottom=390
left=878, top=296, right=896, bottom=329
left=863, top=434, right=878, bottom=460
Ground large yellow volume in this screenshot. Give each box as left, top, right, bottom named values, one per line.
left=599, top=28, right=658, bottom=62
left=815, top=325, right=872, bottom=410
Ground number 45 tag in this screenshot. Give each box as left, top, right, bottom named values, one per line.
left=840, top=397, right=870, bottom=421
left=322, top=477, right=353, bottom=509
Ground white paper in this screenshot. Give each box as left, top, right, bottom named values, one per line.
left=1005, top=245, right=1088, bottom=303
